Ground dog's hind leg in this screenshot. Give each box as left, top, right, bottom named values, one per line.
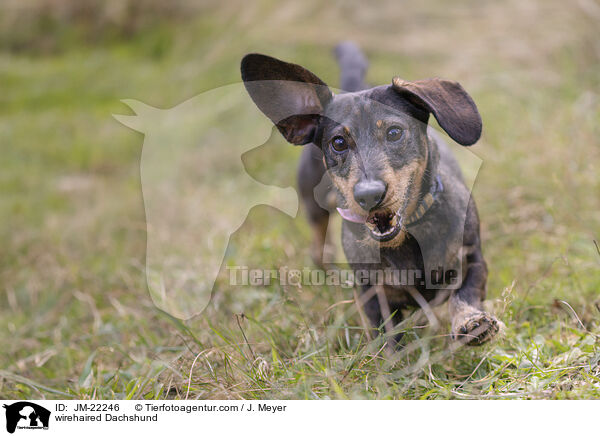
left=298, top=144, right=333, bottom=267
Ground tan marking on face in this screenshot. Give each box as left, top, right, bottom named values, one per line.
left=343, top=126, right=351, bottom=135
left=330, top=169, right=360, bottom=215
left=376, top=157, right=428, bottom=248
left=329, top=154, right=362, bottom=218
left=383, top=160, right=420, bottom=211
left=376, top=119, right=383, bottom=128
left=396, top=160, right=426, bottom=217
left=329, top=139, right=429, bottom=249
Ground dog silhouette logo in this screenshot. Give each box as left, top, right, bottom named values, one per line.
left=114, top=88, right=298, bottom=320
left=2, top=402, right=50, bottom=433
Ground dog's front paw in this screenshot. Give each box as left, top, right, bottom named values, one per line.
left=452, top=311, right=500, bottom=346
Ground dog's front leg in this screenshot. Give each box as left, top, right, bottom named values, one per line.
left=448, top=198, right=501, bottom=346
left=360, top=285, right=405, bottom=347
left=449, top=247, right=500, bottom=346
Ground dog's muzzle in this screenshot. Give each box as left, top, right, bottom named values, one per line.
left=336, top=174, right=444, bottom=242
left=336, top=207, right=403, bottom=242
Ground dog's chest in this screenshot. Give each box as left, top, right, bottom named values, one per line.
left=379, top=242, right=426, bottom=304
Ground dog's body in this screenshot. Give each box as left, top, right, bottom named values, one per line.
left=241, top=43, right=499, bottom=346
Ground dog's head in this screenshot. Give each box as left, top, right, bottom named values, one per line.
left=241, top=53, right=481, bottom=246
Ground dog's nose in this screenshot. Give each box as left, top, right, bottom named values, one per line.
left=353, top=180, right=387, bottom=211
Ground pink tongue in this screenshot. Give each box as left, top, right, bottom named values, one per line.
left=336, top=207, right=367, bottom=223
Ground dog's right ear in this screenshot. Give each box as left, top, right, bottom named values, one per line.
left=241, top=54, right=332, bottom=145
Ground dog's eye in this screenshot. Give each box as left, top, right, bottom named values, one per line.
left=330, top=136, right=348, bottom=153
left=386, top=126, right=403, bottom=142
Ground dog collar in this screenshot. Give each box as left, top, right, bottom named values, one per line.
left=404, top=174, right=443, bottom=226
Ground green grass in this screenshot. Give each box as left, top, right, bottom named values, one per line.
left=1, top=0, right=599, bottom=399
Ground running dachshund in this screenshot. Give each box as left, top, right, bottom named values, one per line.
left=241, top=43, right=499, bottom=346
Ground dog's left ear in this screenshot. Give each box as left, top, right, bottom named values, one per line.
left=392, top=77, right=482, bottom=146
left=241, top=53, right=333, bottom=145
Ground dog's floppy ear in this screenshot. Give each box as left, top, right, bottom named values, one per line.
left=241, top=54, right=332, bottom=145
left=392, top=77, right=482, bottom=146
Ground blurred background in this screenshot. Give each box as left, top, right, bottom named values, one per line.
left=1, top=0, right=599, bottom=399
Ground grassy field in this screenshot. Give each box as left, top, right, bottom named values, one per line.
left=1, top=0, right=599, bottom=399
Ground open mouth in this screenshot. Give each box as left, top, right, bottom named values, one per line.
left=336, top=207, right=402, bottom=242
left=365, top=210, right=402, bottom=242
